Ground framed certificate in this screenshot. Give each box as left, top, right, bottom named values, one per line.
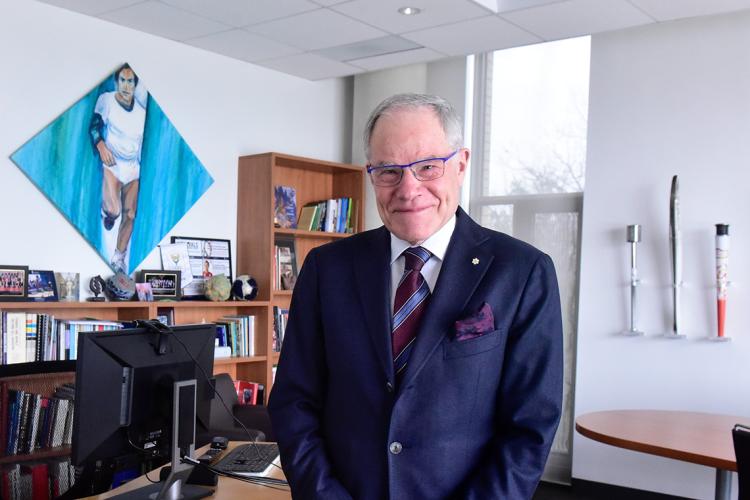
left=170, top=237, right=232, bottom=299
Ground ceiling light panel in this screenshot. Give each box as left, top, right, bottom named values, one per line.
left=314, top=36, right=422, bottom=61
left=332, top=0, right=492, bottom=34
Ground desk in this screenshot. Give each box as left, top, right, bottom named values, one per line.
left=576, top=410, right=750, bottom=500
left=90, top=442, right=291, bottom=499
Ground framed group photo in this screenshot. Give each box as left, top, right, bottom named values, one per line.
left=27, top=270, right=58, bottom=301
left=170, top=236, right=232, bottom=299
left=0, top=265, right=28, bottom=301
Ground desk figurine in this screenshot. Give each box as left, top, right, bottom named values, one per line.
left=86, top=275, right=106, bottom=302
left=231, top=274, right=258, bottom=301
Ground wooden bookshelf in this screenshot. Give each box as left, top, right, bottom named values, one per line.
left=236, top=152, right=365, bottom=393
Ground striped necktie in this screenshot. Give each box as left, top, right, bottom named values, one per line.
left=392, top=246, right=432, bottom=380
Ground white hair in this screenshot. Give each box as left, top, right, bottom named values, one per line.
left=363, top=93, right=464, bottom=162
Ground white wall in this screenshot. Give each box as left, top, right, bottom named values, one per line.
left=0, top=0, right=352, bottom=286
left=351, top=58, right=468, bottom=230
left=574, top=11, right=750, bottom=498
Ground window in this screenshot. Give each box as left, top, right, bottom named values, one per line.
left=469, top=36, right=591, bottom=483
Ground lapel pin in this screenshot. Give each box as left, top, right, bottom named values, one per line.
left=472, top=258, right=479, bottom=265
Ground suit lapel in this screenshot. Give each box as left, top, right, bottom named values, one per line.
left=352, top=226, right=394, bottom=381
left=399, top=208, right=493, bottom=392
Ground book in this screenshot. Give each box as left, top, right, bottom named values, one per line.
left=273, top=185, right=298, bottom=229
left=234, top=380, right=259, bottom=405
left=298, top=204, right=318, bottom=231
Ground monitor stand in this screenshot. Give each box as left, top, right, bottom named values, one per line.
left=112, top=379, right=213, bottom=500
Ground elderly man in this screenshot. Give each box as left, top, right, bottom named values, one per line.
left=269, top=93, right=563, bottom=499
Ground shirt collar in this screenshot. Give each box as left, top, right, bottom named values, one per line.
left=389, top=215, right=456, bottom=265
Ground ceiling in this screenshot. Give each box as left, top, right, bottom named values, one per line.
left=37, top=0, right=750, bottom=80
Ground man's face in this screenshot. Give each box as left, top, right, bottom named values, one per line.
left=115, top=68, right=136, bottom=106
left=368, top=107, right=468, bottom=245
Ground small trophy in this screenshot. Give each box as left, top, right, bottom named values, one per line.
left=622, top=224, right=644, bottom=336
left=86, top=275, right=106, bottom=302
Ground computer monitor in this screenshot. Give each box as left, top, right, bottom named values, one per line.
left=71, top=321, right=215, bottom=498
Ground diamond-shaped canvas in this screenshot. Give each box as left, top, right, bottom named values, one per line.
left=11, top=63, right=213, bottom=275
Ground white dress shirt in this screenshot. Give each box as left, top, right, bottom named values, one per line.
left=389, top=215, right=456, bottom=313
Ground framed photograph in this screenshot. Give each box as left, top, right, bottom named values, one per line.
left=27, top=270, right=58, bottom=301
left=274, top=235, right=298, bottom=291
left=170, top=237, right=232, bottom=299
left=159, top=242, right=193, bottom=289
left=55, top=272, right=80, bottom=302
left=138, top=270, right=181, bottom=300
left=0, top=265, right=28, bottom=301
left=135, top=283, right=154, bottom=302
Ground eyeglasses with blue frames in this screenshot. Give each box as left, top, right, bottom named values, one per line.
left=367, top=150, right=459, bottom=187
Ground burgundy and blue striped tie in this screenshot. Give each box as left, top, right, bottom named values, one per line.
left=392, top=246, right=432, bottom=381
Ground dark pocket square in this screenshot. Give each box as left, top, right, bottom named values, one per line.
left=454, top=302, right=495, bottom=341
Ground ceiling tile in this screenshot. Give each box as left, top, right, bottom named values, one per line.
left=331, top=0, right=492, bottom=34
left=495, top=0, right=569, bottom=14
left=403, top=15, right=540, bottom=56
left=310, top=0, right=352, bottom=5
left=36, top=0, right=142, bottom=16
left=627, top=0, right=750, bottom=22
left=186, top=29, right=302, bottom=62
left=257, top=53, right=364, bottom=80
left=247, top=9, right=387, bottom=50
left=314, top=36, right=421, bottom=62
left=501, top=0, right=653, bottom=41
left=99, top=1, right=229, bottom=41
left=160, top=0, right=319, bottom=28
left=348, top=47, right=446, bottom=71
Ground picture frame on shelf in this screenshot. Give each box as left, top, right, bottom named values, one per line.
left=137, top=270, right=181, bottom=300
left=135, top=282, right=154, bottom=302
left=158, top=242, right=192, bottom=289
left=170, top=236, right=232, bottom=299
left=275, top=235, right=298, bottom=291
left=27, top=269, right=58, bottom=301
left=0, top=265, right=28, bottom=301
left=55, top=272, right=80, bottom=302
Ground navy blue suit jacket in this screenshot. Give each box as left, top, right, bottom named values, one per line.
left=268, top=208, right=563, bottom=499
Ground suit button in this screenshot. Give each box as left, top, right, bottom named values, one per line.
left=386, top=382, right=394, bottom=393
left=389, top=442, right=403, bottom=455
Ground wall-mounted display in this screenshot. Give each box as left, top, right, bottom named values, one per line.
left=713, top=224, right=731, bottom=341
left=10, top=63, right=213, bottom=276
left=622, top=224, right=644, bottom=336
left=666, top=175, right=685, bottom=339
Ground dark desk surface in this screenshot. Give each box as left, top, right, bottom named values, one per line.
left=576, top=410, right=750, bottom=471
left=88, top=441, right=290, bottom=499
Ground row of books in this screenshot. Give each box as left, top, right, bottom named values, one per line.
left=214, top=315, right=255, bottom=358
left=1, top=312, right=122, bottom=365
left=297, top=197, right=357, bottom=234
left=0, top=382, right=75, bottom=457
left=1, top=458, right=74, bottom=500
left=272, top=306, right=288, bottom=353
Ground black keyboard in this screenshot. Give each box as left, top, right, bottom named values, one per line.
left=213, top=443, right=279, bottom=475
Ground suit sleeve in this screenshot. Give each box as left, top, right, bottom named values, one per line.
left=457, top=253, right=564, bottom=499
left=267, top=249, right=353, bottom=500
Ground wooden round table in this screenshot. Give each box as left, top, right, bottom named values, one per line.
left=576, top=410, right=750, bottom=500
